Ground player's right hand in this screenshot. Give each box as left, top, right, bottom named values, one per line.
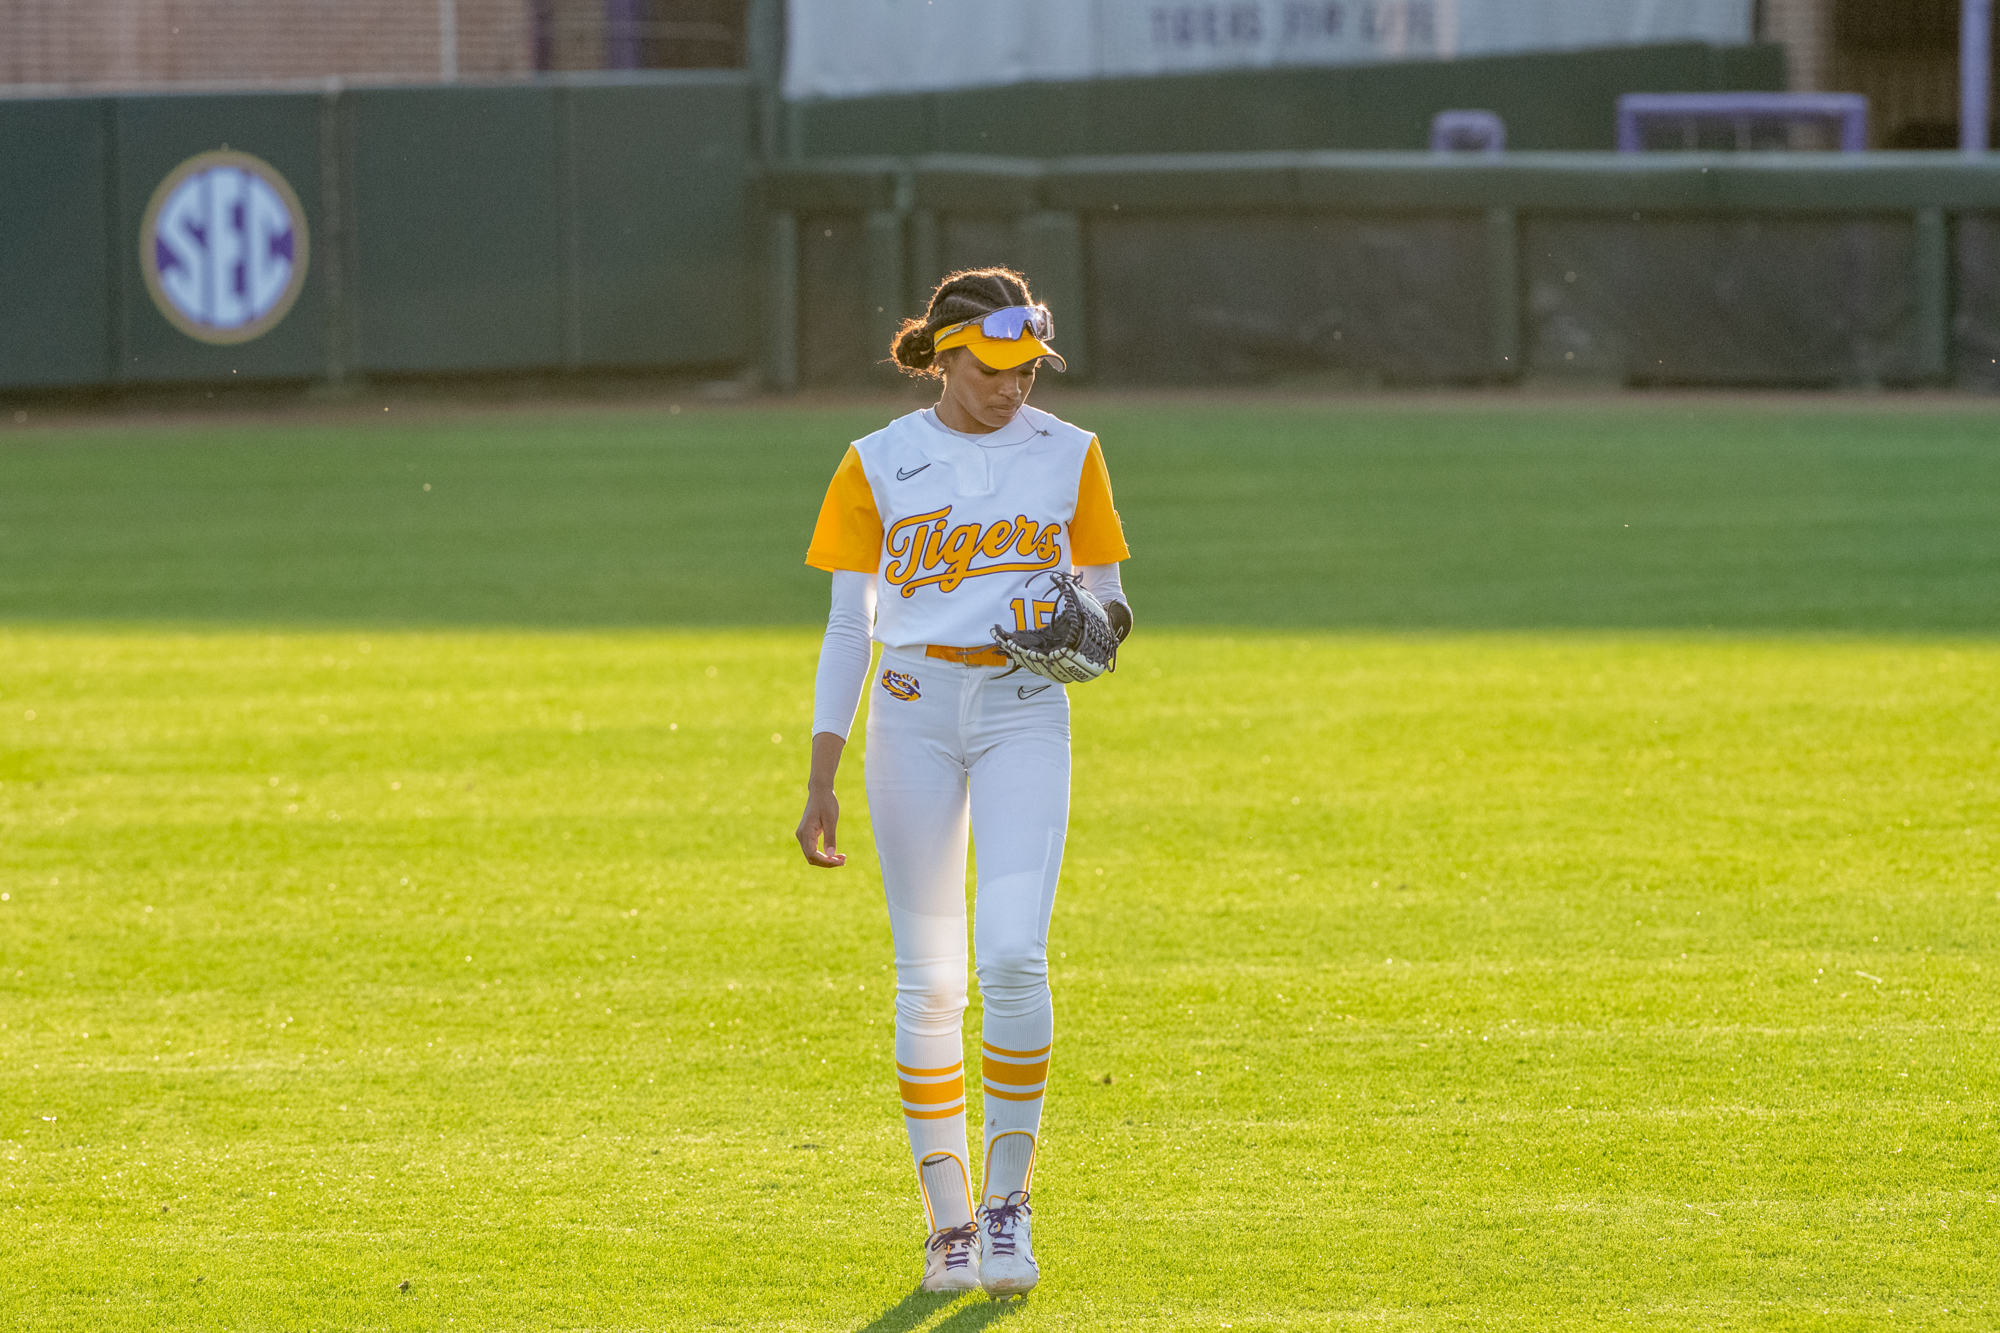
left=796, top=788, right=846, bottom=867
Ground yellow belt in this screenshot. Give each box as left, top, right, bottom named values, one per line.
left=925, top=644, right=1008, bottom=667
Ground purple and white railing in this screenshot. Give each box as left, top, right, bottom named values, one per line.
left=1615, top=92, right=1869, bottom=154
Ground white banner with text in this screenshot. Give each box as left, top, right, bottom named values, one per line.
left=785, top=0, right=1753, bottom=99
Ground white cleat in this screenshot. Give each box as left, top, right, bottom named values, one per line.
left=977, top=1191, right=1038, bottom=1295
left=922, top=1221, right=982, bottom=1292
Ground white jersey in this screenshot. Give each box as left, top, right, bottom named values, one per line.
left=806, top=405, right=1128, bottom=649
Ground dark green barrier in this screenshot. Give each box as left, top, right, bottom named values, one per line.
left=760, top=152, right=2000, bottom=390
left=1963, top=216, right=2000, bottom=387
left=798, top=215, right=871, bottom=385
left=567, top=74, right=751, bottom=369
left=792, top=43, right=1785, bottom=158
left=0, top=99, right=112, bottom=389
left=16, top=78, right=2000, bottom=396
left=114, top=92, right=330, bottom=384
left=0, top=73, right=752, bottom=393
left=349, top=87, right=566, bottom=374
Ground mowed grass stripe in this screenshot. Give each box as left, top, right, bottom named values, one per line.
left=2, top=397, right=1997, bottom=629
left=2, top=628, right=1994, bottom=1329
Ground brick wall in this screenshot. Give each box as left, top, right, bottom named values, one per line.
left=1759, top=0, right=1832, bottom=91
left=541, top=0, right=606, bottom=71
left=0, top=0, right=533, bottom=91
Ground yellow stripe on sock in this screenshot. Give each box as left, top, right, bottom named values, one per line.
left=903, top=1102, right=966, bottom=1120
left=981, top=1041, right=1052, bottom=1059
left=896, top=1060, right=963, bottom=1078
left=982, top=1085, right=1046, bottom=1102
left=982, top=1054, right=1049, bottom=1088
left=899, top=1075, right=965, bottom=1106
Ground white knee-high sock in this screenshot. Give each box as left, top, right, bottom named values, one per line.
left=897, top=1026, right=971, bottom=1230
left=979, top=1005, right=1052, bottom=1206
left=983, top=1131, right=1036, bottom=1208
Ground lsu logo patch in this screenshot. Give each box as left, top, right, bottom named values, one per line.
left=881, top=669, right=921, bottom=701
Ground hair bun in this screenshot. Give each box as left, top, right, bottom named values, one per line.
left=891, top=320, right=938, bottom=371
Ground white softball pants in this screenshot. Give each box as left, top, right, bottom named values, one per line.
left=866, top=645, right=1068, bottom=1221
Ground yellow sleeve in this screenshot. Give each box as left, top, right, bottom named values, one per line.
left=1069, top=436, right=1131, bottom=565
left=805, top=445, right=884, bottom=573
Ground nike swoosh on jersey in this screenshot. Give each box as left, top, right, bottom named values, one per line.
left=1017, top=684, right=1051, bottom=699
left=896, top=464, right=932, bottom=480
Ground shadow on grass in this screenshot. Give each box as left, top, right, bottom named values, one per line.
left=853, top=1285, right=1026, bottom=1333
left=4, top=402, right=1997, bottom=632
left=933, top=1295, right=1027, bottom=1331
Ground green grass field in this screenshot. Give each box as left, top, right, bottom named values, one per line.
left=3, top=395, right=1997, bottom=1330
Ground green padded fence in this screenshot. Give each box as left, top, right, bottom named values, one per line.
left=115, top=92, right=334, bottom=385
left=0, top=73, right=753, bottom=393
left=758, top=153, right=2000, bottom=390
left=349, top=86, right=568, bottom=375
left=0, top=99, right=114, bottom=388
left=13, top=72, right=2000, bottom=396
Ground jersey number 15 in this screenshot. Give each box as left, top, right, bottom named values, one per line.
left=1009, top=598, right=1058, bottom=632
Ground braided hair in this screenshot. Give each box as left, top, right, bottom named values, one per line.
left=890, top=267, right=1044, bottom=378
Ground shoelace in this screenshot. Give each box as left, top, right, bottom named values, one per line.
left=980, top=1191, right=1032, bottom=1257
left=927, top=1221, right=978, bottom=1270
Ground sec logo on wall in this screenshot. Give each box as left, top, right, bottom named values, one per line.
left=140, top=150, right=309, bottom=345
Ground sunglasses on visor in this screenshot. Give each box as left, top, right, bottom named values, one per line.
left=938, top=304, right=1053, bottom=343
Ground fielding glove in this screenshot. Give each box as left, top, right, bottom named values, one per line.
left=990, top=571, right=1130, bottom=685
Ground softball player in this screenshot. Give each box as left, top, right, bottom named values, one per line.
left=794, top=268, right=1131, bottom=1295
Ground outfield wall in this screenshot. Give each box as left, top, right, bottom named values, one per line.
left=0, top=73, right=753, bottom=392
left=11, top=75, right=2000, bottom=395
left=760, top=154, right=2000, bottom=390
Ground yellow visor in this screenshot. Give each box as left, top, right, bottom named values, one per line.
left=933, top=323, right=1066, bottom=372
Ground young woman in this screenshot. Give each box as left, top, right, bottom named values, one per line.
left=794, top=268, right=1131, bottom=1295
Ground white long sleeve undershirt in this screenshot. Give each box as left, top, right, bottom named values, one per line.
left=809, top=564, right=1128, bottom=740
left=1078, top=561, right=1124, bottom=609
left=810, top=570, right=878, bottom=741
